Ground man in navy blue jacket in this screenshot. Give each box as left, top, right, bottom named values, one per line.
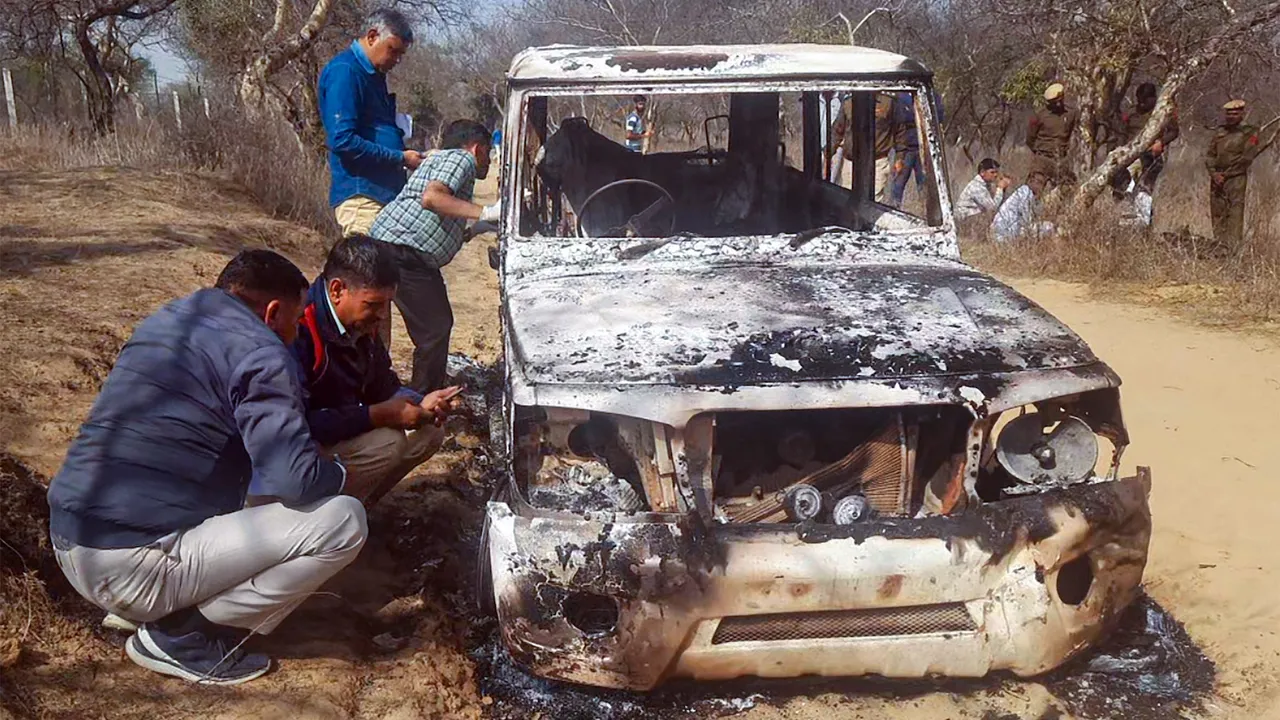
left=47, top=250, right=361, bottom=686
left=319, top=9, right=422, bottom=236
left=293, top=236, right=460, bottom=506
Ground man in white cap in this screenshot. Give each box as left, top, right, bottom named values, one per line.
left=1027, top=82, right=1079, bottom=186
left=1205, top=99, right=1275, bottom=247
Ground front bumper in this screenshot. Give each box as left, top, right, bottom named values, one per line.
left=486, top=471, right=1152, bottom=690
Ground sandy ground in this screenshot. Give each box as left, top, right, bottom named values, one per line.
left=2, top=167, right=1279, bottom=719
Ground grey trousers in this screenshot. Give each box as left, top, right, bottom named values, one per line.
left=53, top=495, right=367, bottom=634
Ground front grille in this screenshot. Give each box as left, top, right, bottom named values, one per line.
left=711, top=603, right=977, bottom=644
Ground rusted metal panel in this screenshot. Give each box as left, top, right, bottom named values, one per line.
left=487, top=472, right=1152, bottom=689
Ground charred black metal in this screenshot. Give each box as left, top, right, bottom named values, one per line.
left=606, top=51, right=731, bottom=72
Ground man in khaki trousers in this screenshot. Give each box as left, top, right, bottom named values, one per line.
left=292, top=235, right=462, bottom=506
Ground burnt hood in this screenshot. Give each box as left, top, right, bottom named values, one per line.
left=504, top=262, right=1099, bottom=388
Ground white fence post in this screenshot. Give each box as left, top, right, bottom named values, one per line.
left=172, top=90, right=182, bottom=131
left=2, top=67, right=15, bottom=130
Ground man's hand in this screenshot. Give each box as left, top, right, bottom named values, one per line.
left=403, top=150, right=423, bottom=170
left=1150, top=139, right=1164, bottom=156
left=998, top=176, right=1013, bottom=190
left=419, top=386, right=463, bottom=426
left=370, top=397, right=427, bottom=430
left=1212, top=172, right=1225, bottom=187
left=479, top=204, right=501, bottom=223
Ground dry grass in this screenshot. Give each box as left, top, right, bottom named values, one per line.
left=0, top=110, right=336, bottom=233
left=952, top=138, right=1280, bottom=328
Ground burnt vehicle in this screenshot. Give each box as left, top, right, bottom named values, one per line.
left=481, top=44, right=1152, bottom=691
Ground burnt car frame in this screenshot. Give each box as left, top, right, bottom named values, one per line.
left=480, top=44, right=1152, bottom=690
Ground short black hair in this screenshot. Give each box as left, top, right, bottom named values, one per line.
left=1136, top=82, right=1157, bottom=99
left=978, top=158, right=1000, bottom=172
left=323, top=235, right=399, bottom=290
left=633, top=94, right=647, bottom=104
left=441, top=119, right=492, bottom=150
left=1110, top=166, right=1133, bottom=192
left=214, top=249, right=308, bottom=314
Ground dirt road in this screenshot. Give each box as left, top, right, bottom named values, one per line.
left=2, top=169, right=1279, bottom=719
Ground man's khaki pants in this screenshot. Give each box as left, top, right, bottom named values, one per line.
left=334, top=196, right=384, bottom=237
left=324, top=426, right=444, bottom=507
left=52, top=496, right=367, bottom=634
left=836, top=156, right=893, bottom=202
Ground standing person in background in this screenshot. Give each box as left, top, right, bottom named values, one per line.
left=829, top=92, right=896, bottom=199
left=1027, top=83, right=1079, bottom=187
left=889, top=91, right=922, bottom=207
left=954, top=158, right=1011, bottom=237
left=319, top=9, right=421, bottom=237
left=1118, top=82, right=1179, bottom=195
left=370, top=120, right=499, bottom=394
left=1205, top=99, right=1278, bottom=248
left=625, top=95, right=653, bottom=153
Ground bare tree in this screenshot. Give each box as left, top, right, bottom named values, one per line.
left=0, top=0, right=177, bottom=132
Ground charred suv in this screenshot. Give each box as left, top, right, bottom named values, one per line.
left=482, top=44, right=1151, bottom=690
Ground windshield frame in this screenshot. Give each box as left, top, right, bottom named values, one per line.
left=499, top=78, right=955, bottom=244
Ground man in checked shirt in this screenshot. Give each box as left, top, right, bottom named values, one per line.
left=369, top=119, right=500, bottom=393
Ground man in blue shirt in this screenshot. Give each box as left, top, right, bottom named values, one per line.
left=319, top=9, right=422, bottom=236
left=624, top=94, right=652, bottom=152
left=47, top=250, right=360, bottom=685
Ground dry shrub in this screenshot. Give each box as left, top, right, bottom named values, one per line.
left=964, top=195, right=1280, bottom=325
left=0, top=111, right=336, bottom=234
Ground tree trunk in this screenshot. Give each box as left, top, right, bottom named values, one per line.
left=74, top=19, right=117, bottom=134
left=238, top=0, right=336, bottom=117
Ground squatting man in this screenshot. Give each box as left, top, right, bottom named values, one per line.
left=47, top=247, right=460, bottom=685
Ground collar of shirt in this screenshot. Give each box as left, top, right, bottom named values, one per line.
left=350, top=40, right=377, bottom=75
left=324, top=285, right=348, bottom=338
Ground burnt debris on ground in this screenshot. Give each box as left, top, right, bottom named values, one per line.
left=1042, top=593, right=1216, bottom=719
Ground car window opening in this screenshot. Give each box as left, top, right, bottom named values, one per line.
left=516, top=89, right=944, bottom=240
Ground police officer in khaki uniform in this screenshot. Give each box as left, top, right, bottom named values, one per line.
left=830, top=92, right=897, bottom=199
left=1119, top=82, right=1180, bottom=191
left=1206, top=99, right=1266, bottom=247
left=1027, top=83, right=1080, bottom=186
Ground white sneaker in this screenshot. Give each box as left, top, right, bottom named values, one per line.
left=102, top=613, right=139, bottom=633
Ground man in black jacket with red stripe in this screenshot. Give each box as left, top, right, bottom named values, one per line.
left=293, top=235, right=460, bottom=506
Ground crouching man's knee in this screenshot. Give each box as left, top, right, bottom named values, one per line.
left=312, top=494, right=368, bottom=563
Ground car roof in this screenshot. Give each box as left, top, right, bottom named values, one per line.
left=507, top=44, right=932, bottom=86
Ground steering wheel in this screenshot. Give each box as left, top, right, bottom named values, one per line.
left=576, top=178, right=677, bottom=239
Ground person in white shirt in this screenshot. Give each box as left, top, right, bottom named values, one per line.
left=1109, top=166, right=1153, bottom=228
left=991, top=171, right=1054, bottom=242
left=955, top=157, right=1011, bottom=236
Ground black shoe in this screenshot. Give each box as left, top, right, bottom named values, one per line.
left=126, top=622, right=271, bottom=685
